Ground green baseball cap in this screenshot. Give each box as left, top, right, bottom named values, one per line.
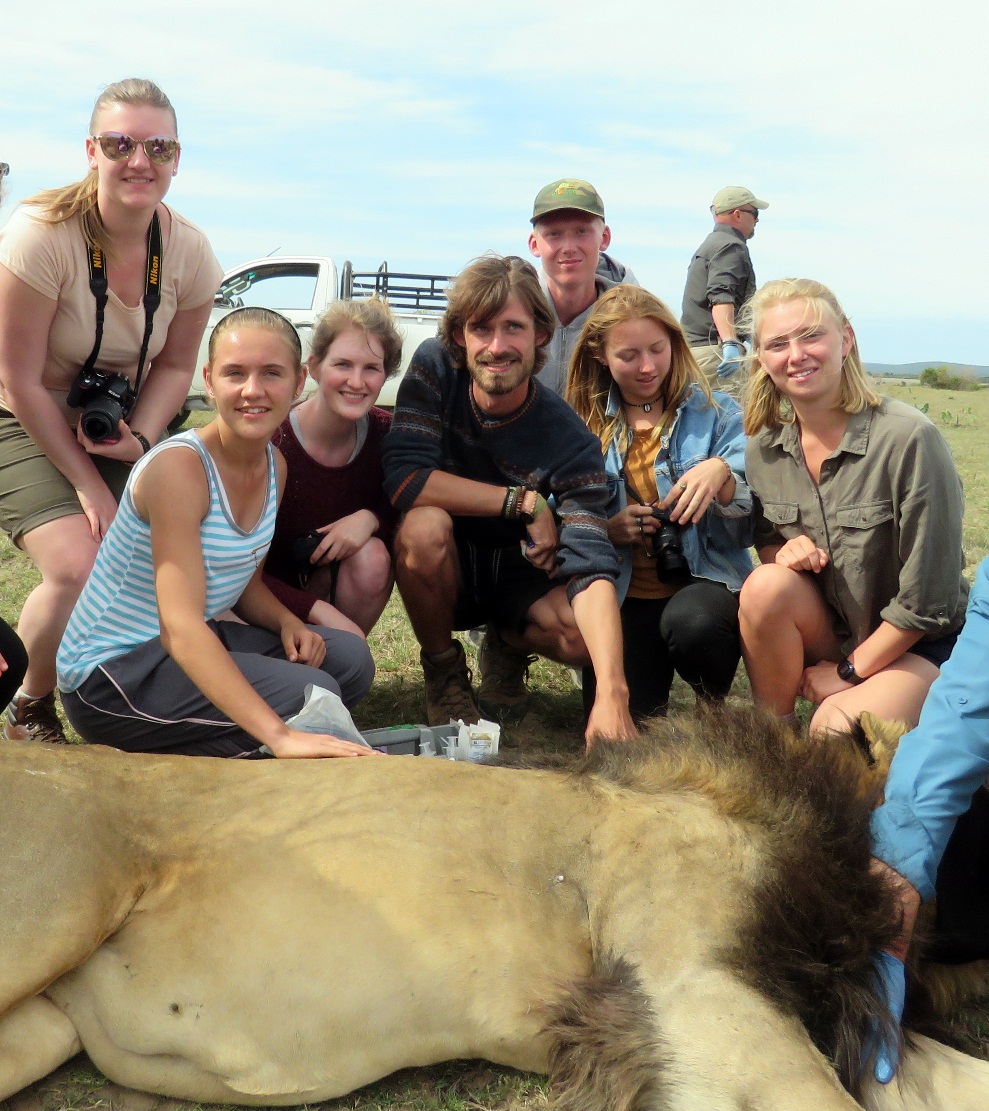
left=711, top=186, right=769, bottom=214
left=531, top=178, right=605, bottom=223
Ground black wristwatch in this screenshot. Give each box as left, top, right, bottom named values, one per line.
left=837, top=658, right=865, bottom=685
left=131, top=430, right=152, bottom=455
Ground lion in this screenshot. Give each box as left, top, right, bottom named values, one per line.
left=0, top=705, right=987, bottom=1110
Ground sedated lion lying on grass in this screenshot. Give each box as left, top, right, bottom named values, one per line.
left=0, top=705, right=987, bottom=1110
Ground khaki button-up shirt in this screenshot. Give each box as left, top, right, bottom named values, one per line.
left=747, top=398, right=968, bottom=654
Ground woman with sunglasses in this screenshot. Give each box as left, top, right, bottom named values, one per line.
left=0, top=78, right=221, bottom=743
left=739, top=278, right=967, bottom=735
left=56, top=308, right=375, bottom=759
left=566, top=284, right=752, bottom=723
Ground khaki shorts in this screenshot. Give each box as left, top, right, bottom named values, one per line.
left=0, top=414, right=132, bottom=543
left=689, top=344, right=743, bottom=397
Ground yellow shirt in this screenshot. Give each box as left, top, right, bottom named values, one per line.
left=625, top=427, right=678, bottom=600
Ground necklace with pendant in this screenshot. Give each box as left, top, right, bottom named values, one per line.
left=622, top=392, right=664, bottom=414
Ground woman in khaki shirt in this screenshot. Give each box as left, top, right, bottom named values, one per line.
left=738, top=278, right=967, bottom=736
left=0, top=79, right=221, bottom=743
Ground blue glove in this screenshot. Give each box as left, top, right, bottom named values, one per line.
left=716, top=340, right=744, bottom=378
left=867, top=951, right=906, bottom=1084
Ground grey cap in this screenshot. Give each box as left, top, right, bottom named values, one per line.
left=711, top=186, right=769, bottom=214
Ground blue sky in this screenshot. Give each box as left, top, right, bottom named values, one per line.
left=3, top=0, right=986, bottom=364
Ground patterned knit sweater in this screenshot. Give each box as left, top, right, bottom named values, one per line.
left=382, top=338, right=618, bottom=602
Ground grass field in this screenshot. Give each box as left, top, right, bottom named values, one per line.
left=3, top=382, right=989, bottom=1110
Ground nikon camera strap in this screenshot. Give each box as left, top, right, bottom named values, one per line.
left=81, top=211, right=163, bottom=397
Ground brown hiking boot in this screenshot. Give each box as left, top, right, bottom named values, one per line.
left=421, top=641, right=480, bottom=726
left=4, top=692, right=68, bottom=744
left=478, top=624, right=535, bottom=726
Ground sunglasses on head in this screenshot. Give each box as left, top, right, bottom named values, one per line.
left=91, top=132, right=179, bottom=165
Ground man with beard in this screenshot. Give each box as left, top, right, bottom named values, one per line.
left=383, top=255, right=635, bottom=745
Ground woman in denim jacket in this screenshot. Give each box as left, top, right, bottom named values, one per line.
left=739, top=279, right=967, bottom=736
left=567, top=285, right=752, bottom=722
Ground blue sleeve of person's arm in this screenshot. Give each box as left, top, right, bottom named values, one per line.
left=871, top=557, right=989, bottom=899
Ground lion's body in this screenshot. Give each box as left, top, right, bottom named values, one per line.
left=1, top=709, right=987, bottom=1110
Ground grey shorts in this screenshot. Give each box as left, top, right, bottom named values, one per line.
left=61, top=620, right=375, bottom=757
left=0, top=413, right=131, bottom=542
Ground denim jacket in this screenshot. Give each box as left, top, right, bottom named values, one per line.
left=603, top=383, right=753, bottom=601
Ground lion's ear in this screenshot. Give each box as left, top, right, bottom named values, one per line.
left=859, top=711, right=908, bottom=778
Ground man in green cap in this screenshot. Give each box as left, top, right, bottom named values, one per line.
left=528, top=178, right=637, bottom=396
left=681, top=186, right=769, bottom=384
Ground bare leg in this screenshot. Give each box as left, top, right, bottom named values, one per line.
left=739, top=563, right=839, bottom=715
left=309, top=537, right=393, bottom=636
left=505, top=586, right=589, bottom=666
left=17, top=515, right=101, bottom=696
left=810, top=655, right=940, bottom=736
left=307, top=600, right=366, bottom=639
left=393, top=508, right=460, bottom=655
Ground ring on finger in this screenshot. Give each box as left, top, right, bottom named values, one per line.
left=678, top=481, right=688, bottom=490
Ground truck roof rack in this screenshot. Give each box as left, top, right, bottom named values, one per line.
left=341, top=261, right=451, bottom=314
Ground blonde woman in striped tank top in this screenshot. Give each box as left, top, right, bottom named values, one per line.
left=57, top=308, right=376, bottom=758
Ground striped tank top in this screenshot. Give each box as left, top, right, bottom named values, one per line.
left=57, top=430, right=278, bottom=692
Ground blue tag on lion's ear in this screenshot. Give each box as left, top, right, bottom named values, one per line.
left=866, top=951, right=905, bottom=1084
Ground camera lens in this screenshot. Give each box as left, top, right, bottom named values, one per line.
left=650, top=510, right=692, bottom=585
left=80, top=398, right=124, bottom=443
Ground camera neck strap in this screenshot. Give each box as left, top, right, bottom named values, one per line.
left=81, top=211, right=163, bottom=398
left=621, top=470, right=657, bottom=509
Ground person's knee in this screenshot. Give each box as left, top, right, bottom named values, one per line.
left=738, top=564, right=799, bottom=625
left=44, top=548, right=98, bottom=594
left=25, top=522, right=99, bottom=594
left=809, top=697, right=857, bottom=738
left=663, top=607, right=736, bottom=657
left=394, top=508, right=455, bottom=577
left=324, top=632, right=375, bottom=707
left=346, top=537, right=393, bottom=593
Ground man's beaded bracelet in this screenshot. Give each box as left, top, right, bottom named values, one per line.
left=502, top=485, right=522, bottom=520
left=519, top=491, right=548, bottom=525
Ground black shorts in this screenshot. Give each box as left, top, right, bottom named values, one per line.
left=908, top=629, right=961, bottom=669
left=452, top=534, right=558, bottom=634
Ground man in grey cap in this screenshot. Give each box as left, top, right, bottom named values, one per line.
left=681, top=186, right=769, bottom=383
left=528, top=178, right=637, bottom=397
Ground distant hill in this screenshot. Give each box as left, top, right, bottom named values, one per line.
left=866, top=361, right=989, bottom=379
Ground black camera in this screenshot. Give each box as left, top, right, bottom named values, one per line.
left=67, top=368, right=137, bottom=444
left=649, top=508, right=692, bottom=585
left=291, top=530, right=324, bottom=571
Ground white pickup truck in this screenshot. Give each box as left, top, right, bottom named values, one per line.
left=184, top=256, right=451, bottom=418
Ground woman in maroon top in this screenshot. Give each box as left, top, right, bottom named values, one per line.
left=262, top=299, right=401, bottom=637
